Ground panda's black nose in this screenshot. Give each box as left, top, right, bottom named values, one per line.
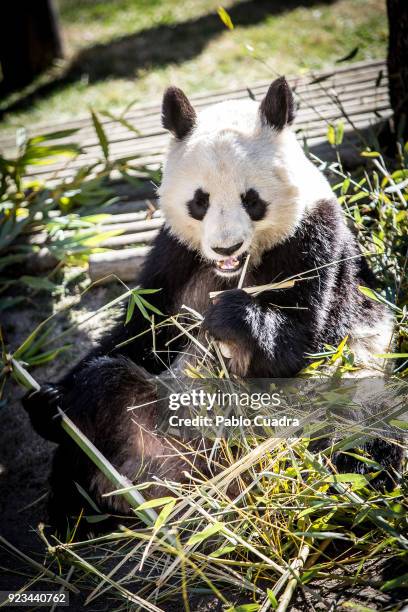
left=212, top=242, right=243, bottom=256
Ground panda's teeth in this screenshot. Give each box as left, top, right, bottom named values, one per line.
left=216, top=257, right=240, bottom=271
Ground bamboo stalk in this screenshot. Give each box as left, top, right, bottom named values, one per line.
left=276, top=543, right=310, bottom=612
left=209, top=279, right=296, bottom=299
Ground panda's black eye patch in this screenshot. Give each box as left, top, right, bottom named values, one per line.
left=187, top=188, right=210, bottom=221
left=241, top=188, right=267, bottom=221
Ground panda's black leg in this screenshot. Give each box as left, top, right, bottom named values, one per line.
left=24, top=356, right=160, bottom=531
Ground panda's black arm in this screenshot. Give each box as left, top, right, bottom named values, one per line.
left=202, top=284, right=322, bottom=377
left=202, top=199, right=354, bottom=377
left=243, top=290, right=319, bottom=377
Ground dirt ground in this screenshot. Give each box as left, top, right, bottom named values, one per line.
left=0, top=281, right=117, bottom=606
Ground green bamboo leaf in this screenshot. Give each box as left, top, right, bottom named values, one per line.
left=209, top=544, right=236, bottom=558
left=358, top=286, right=383, bottom=303
left=323, top=473, right=369, bottom=489
left=381, top=572, right=408, bottom=591
left=29, top=128, right=80, bottom=144
left=187, top=521, right=225, bottom=545
left=25, top=346, right=70, bottom=366
left=91, top=110, right=109, bottom=161
left=327, top=124, right=336, bottom=146
left=74, top=481, right=102, bottom=513
left=133, top=294, right=151, bottom=321
left=335, top=120, right=344, bottom=145
left=79, top=214, right=112, bottom=224
left=358, top=286, right=400, bottom=311
left=153, top=500, right=176, bottom=531
left=20, top=276, right=56, bottom=292
left=137, top=295, right=164, bottom=316
left=13, top=316, right=54, bottom=359
left=348, top=192, right=368, bottom=203
left=99, top=110, right=141, bottom=136
left=267, top=589, right=278, bottom=609
left=125, top=295, right=136, bottom=325
left=340, top=452, right=382, bottom=469
left=22, top=143, right=82, bottom=165
left=137, top=497, right=175, bottom=511
left=361, top=150, right=380, bottom=158
left=217, top=6, right=234, bottom=29
left=10, top=358, right=40, bottom=391
left=293, top=531, right=349, bottom=540
left=79, top=229, right=123, bottom=247
left=389, top=419, right=408, bottom=430
left=85, top=514, right=111, bottom=524
left=136, top=288, right=162, bottom=295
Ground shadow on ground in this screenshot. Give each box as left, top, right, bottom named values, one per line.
left=1, top=0, right=338, bottom=116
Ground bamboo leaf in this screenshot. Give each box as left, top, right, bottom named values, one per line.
left=10, top=358, right=40, bottom=391
left=381, top=572, right=408, bottom=591
left=267, top=589, right=278, bottom=609
left=336, top=46, right=359, bottom=63
left=217, top=6, right=234, bottom=29
left=91, top=110, right=110, bottom=161
left=187, top=521, right=225, bottom=545
left=125, top=295, right=136, bottom=325
left=29, top=128, right=80, bottom=144
left=20, top=275, right=56, bottom=292
left=327, top=124, right=336, bottom=146
left=323, top=473, right=369, bottom=489
left=137, top=295, right=164, bottom=316
left=137, top=497, right=175, bottom=511
left=361, top=151, right=380, bottom=158
left=133, top=294, right=151, bottom=321
left=153, top=500, right=176, bottom=532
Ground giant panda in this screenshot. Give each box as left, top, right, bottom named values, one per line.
left=23, top=77, right=402, bottom=528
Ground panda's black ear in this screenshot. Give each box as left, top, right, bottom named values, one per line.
left=259, top=76, right=295, bottom=130
left=162, top=87, right=196, bottom=140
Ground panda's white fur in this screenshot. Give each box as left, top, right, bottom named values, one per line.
left=159, top=98, right=333, bottom=269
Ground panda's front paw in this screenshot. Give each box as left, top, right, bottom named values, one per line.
left=22, top=383, right=64, bottom=443
left=203, top=289, right=253, bottom=345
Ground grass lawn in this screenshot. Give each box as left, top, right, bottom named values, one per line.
left=0, top=0, right=388, bottom=129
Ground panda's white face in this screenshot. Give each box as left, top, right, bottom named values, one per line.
left=158, top=81, right=333, bottom=277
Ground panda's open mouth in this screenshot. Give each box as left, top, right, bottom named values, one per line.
left=214, top=253, right=246, bottom=275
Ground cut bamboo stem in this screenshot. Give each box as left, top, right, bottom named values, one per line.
left=209, top=279, right=296, bottom=299
left=276, top=543, right=310, bottom=612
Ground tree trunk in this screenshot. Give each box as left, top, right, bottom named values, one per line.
left=0, top=0, right=63, bottom=96
left=386, top=0, right=408, bottom=141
